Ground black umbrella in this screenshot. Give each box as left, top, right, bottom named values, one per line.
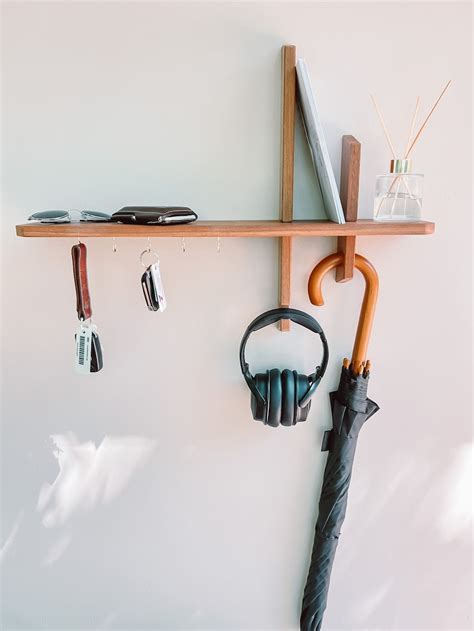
left=300, top=253, right=379, bottom=631
left=300, top=364, right=379, bottom=629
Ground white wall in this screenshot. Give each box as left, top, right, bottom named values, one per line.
left=1, top=2, right=472, bottom=629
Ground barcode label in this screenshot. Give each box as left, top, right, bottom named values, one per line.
left=78, top=334, right=86, bottom=365
left=75, top=323, right=92, bottom=374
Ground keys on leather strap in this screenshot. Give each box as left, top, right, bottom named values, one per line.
left=71, top=243, right=92, bottom=321
left=71, top=243, right=103, bottom=373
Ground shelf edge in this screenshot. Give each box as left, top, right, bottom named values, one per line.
left=15, top=220, right=436, bottom=238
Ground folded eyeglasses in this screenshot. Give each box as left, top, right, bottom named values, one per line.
left=28, top=210, right=111, bottom=223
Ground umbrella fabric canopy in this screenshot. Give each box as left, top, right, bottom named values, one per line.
left=300, top=365, right=379, bottom=631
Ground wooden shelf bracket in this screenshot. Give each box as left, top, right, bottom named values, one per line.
left=336, top=135, right=361, bottom=282
left=279, top=44, right=296, bottom=331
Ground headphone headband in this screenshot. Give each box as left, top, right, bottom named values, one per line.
left=239, top=308, right=329, bottom=408
left=243, top=307, right=323, bottom=336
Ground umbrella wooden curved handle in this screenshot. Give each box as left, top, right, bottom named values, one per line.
left=308, top=253, right=379, bottom=374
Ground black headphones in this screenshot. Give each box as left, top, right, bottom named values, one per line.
left=239, top=308, right=329, bottom=427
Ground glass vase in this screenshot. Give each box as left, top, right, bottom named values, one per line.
left=373, top=159, right=423, bottom=221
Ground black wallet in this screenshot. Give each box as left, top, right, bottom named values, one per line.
left=111, top=207, right=197, bottom=225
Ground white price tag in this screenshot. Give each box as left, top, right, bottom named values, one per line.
left=75, top=321, right=93, bottom=374
left=150, top=262, right=167, bottom=312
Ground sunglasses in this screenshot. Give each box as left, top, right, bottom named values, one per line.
left=28, top=210, right=111, bottom=223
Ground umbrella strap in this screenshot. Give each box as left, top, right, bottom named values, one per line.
left=336, top=370, right=370, bottom=413
left=321, top=429, right=358, bottom=452
left=321, top=430, right=335, bottom=452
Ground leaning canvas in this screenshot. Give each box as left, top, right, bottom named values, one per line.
left=296, top=59, right=345, bottom=224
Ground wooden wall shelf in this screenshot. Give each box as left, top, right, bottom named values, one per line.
left=14, top=43, right=435, bottom=336
left=15, top=220, right=435, bottom=239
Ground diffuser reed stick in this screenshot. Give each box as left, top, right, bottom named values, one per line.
left=370, top=93, right=397, bottom=157
left=405, top=80, right=451, bottom=158
left=404, top=96, right=421, bottom=157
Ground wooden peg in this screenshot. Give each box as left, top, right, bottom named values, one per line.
left=279, top=45, right=296, bottom=331
left=336, top=135, right=361, bottom=282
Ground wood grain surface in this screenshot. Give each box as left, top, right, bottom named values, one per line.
left=336, top=135, right=361, bottom=282
left=16, top=220, right=435, bottom=238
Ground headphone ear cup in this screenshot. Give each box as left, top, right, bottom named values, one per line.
left=294, top=371, right=312, bottom=423
left=267, top=369, right=282, bottom=428
left=251, top=373, right=268, bottom=422
left=280, top=369, right=296, bottom=426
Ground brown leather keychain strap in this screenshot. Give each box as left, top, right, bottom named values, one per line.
left=71, top=243, right=92, bottom=320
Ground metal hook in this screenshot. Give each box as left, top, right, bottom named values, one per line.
left=139, top=237, right=158, bottom=267
left=217, top=236, right=221, bottom=254
left=182, top=237, right=186, bottom=254
left=112, top=237, right=117, bottom=253
left=308, top=253, right=379, bottom=375
left=140, top=247, right=159, bottom=268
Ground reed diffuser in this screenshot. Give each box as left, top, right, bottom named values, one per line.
left=372, top=81, right=451, bottom=221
